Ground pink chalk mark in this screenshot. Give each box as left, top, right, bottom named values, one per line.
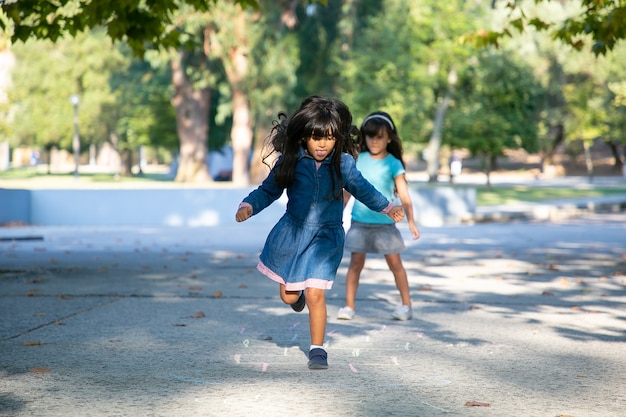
left=261, top=363, right=269, bottom=372
left=348, top=363, right=359, bottom=373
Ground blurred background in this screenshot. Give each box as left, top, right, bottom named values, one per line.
left=0, top=0, right=624, bottom=188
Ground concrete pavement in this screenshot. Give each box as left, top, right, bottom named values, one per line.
left=1, top=195, right=626, bottom=416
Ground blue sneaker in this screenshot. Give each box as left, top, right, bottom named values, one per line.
left=308, top=348, right=328, bottom=370
left=291, top=291, right=305, bottom=312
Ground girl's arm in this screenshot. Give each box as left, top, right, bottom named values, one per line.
left=394, top=174, right=420, bottom=240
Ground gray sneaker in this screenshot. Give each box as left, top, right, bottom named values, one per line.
left=391, top=305, right=412, bottom=321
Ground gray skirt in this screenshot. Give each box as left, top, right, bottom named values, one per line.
left=344, top=221, right=406, bottom=254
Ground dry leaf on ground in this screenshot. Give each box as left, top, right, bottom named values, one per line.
left=465, top=401, right=490, bottom=407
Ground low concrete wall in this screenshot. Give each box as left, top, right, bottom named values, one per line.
left=0, top=189, right=31, bottom=225
left=0, top=186, right=475, bottom=227
left=410, top=186, right=476, bottom=226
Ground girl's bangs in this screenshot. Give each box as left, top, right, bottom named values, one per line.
left=361, top=120, right=386, bottom=137
left=305, top=119, right=336, bottom=138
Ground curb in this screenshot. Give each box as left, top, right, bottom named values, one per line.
left=473, top=195, right=626, bottom=223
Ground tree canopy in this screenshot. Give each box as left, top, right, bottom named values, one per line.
left=0, top=0, right=261, bottom=55
left=465, top=0, right=626, bottom=56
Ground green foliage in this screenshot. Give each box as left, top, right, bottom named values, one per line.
left=464, top=0, right=626, bottom=56
left=1, top=0, right=261, bottom=56
left=445, top=50, right=544, bottom=160
left=10, top=30, right=125, bottom=151
left=338, top=0, right=486, bottom=152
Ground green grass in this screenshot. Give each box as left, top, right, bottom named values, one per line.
left=0, top=167, right=171, bottom=182
left=477, top=186, right=626, bottom=206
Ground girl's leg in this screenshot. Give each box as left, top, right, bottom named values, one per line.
left=384, top=254, right=412, bottom=307
left=344, top=252, right=366, bottom=309
left=279, top=283, right=301, bottom=305
left=305, top=287, right=326, bottom=346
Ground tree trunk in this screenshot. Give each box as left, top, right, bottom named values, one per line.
left=484, top=154, right=493, bottom=191
left=250, top=124, right=272, bottom=184
left=120, top=148, right=132, bottom=177
left=606, top=140, right=624, bottom=172
left=426, top=70, right=456, bottom=183
left=543, top=122, right=564, bottom=167
left=426, top=91, right=451, bottom=183
left=171, top=50, right=211, bottom=183
left=222, top=9, right=253, bottom=186
left=583, top=139, right=594, bottom=181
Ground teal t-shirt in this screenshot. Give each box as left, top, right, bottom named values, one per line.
left=351, top=152, right=405, bottom=224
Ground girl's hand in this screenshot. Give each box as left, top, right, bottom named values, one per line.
left=387, top=205, right=406, bottom=223
left=409, top=223, right=420, bottom=240
left=236, top=205, right=252, bottom=222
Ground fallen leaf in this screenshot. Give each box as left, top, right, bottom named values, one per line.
left=109, top=339, right=122, bottom=343
left=192, top=311, right=206, bottom=318
left=465, top=401, right=490, bottom=407
left=548, top=264, right=559, bottom=271
left=559, top=278, right=570, bottom=285
left=213, top=290, right=223, bottom=298
left=21, top=341, right=42, bottom=346
left=57, top=294, right=73, bottom=300
left=542, top=291, right=554, bottom=296
left=26, top=277, right=44, bottom=284
left=189, top=286, right=202, bottom=291
left=29, top=367, right=50, bottom=374
left=418, top=284, right=432, bottom=291
left=26, top=289, right=37, bottom=297
left=469, top=305, right=481, bottom=310
left=172, top=323, right=187, bottom=327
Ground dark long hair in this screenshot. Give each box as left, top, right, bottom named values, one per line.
left=360, top=111, right=406, bottom=168
left=263, top=96, right=361, bottom=199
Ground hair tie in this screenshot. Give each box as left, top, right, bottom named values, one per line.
left=362, top=114, right=395, bottom=131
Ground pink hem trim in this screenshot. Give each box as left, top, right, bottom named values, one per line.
left=256, top=262, right=333, bottom=291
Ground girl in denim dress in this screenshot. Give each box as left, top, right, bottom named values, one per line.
left=236, top=96, right=405, bottom=369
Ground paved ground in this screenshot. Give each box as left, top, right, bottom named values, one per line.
left=1, top=176, right=626, bottom=417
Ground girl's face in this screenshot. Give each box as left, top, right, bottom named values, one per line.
left=365, top=127, right=391, bottom=159
left=305, top=131, right=336, bottom=162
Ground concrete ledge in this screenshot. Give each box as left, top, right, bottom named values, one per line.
left=410, top=186, right=476, bottom=227
left=0, top=189, right=31, bottom=224
left=1, top=186, right=476, bottom=227
left=474, top=195, right=626, bottom=223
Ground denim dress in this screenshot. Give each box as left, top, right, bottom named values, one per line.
left=243, top=148, right=391, bottom=291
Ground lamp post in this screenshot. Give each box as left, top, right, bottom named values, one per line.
left=70, top=94, right=80, bottom=179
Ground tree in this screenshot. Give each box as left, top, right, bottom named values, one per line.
left=9, top=30, right=126, bottom=172
left=465, top=0, right=626, bottom=56
left=0, top=0, right=260, bottom=56
left=445, top=50, right=544, bottom=188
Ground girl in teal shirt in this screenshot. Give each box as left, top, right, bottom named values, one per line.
left=339, top=111, right=420, bottom=321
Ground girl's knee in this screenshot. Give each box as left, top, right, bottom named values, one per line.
left=305, top=288, right=325, bottom=306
